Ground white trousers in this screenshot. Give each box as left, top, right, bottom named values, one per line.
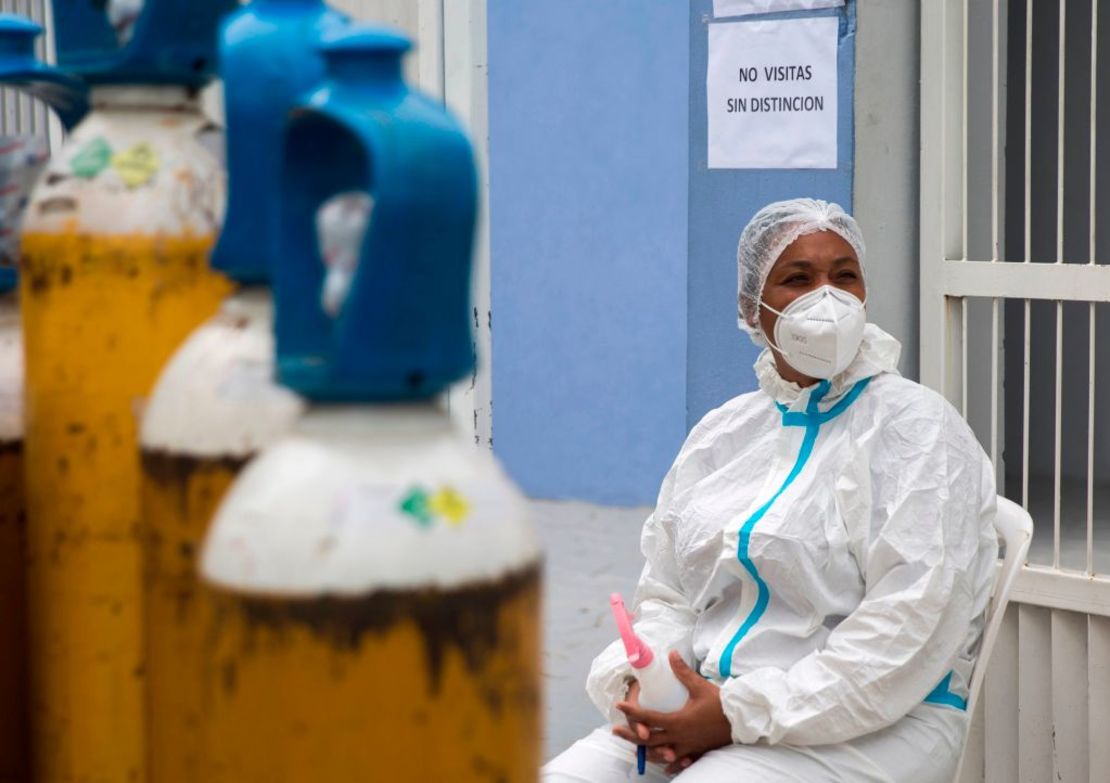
left=543, top=704, right=968, bottom=783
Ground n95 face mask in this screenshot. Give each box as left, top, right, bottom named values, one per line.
left=761, top=286, right=866, bottom=379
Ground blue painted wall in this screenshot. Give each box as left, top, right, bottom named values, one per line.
left=685, top=0, right=856, bottom=429
left=488, top=0, right=856, bottom=505
left=488, top=1, right=690, bottom=505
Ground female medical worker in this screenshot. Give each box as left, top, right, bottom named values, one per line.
left=543, top=198, right=999, bottom=782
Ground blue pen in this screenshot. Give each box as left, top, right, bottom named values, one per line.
left=637, top=744, right=647, bottom=775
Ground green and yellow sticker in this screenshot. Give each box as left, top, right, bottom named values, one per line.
left=399, top=485, right=471, bottom=528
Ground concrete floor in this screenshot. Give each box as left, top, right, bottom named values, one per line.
left=533, top=499, right=650, bottom=762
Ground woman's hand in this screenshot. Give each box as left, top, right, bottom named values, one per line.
left=614, top=679, right=687, bottom=771
left=622, top=680, right=650, bottom=744
left=614, top=652, right=733, bottom=771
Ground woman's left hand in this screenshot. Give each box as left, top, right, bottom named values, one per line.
left=613, top=651, right=733, bottom=769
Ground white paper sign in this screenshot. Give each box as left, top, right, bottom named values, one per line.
left=707, top=17, right=838, bottom=169
left=713, top=0, right=844, bottom=18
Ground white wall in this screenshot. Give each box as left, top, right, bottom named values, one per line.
left=852, top=0, right=920, bottom=380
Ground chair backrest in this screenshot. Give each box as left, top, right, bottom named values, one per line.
left=953, top=496, right=1033, bottom=782
left=965, top=496, right=1033, bottom=716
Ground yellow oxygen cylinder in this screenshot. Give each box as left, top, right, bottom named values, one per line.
left=0, top=132, right=48, bottom=783
left=140, top=289, right=303, bottom=781
left=0, top=16, right=86, bottom=773
left=0, top=293, right=27, bottom=783
left=195, top=24, right=544, bottom=782
left=139, top=2, right=342, bottom=776
left=199, top=405, right=544, bottom=782
left=20, top=85, right=230, bottom=782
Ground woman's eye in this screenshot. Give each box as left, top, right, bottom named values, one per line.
left=783, top=275, right=808, bottom=285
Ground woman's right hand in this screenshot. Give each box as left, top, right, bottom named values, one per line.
left=624, top=681, right=650, bottom=743
left=613, top=680, right=689, bottom=770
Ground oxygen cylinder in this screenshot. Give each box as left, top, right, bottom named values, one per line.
left=197, top=27, right=543, bottom=781
left=19, top=2, right=235, bottom=780
left=0, top=275, right=27, bottom=783
left=0, top=16, right=86, bottom=780
left=0, top=293, right=27, bottom=783
left=0, top=134, right=46, bottom=783
left=139, top=2, right=345, bottom=778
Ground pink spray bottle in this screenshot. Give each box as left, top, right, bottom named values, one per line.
left=610, top=593, right=689, bottom=774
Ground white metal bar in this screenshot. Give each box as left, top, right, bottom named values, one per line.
left=1090, top=616, right=1110, bottom=779
left=944, top=0, right=965, bottom=264
left=1022, top=299, right=1030, bottom=509
left=991, top=298, right=999, bottom=470
left=1088, top=302, right=1096, bottom=575
left=1054, top=300, right=1062, bottom=570
left=1056, top=0, right=1066, bottom=271
left=1087, top=0, right=1098, bottom=577
left=1010, top=567, right=1110, bottom=616
left=1023, top=0, right=1032, bottom=265
left=1050, top=609, right=1089, bottom=781
left=984, top=604, right=1019, bottom=783
left=945, top=296, right=965, bottom=411
left=961, top=0, right=968, bottom=262
left=992, top=0, right=1008, bottom=489
left=961, top=298, right=969, bottom=416
left=1049, top=1, right=1064, bottom=574
left=990, top=0, right=999, bottom=264
left=1088, top=0, right=1098, bottom=270
left=940, top=260, right=1110, bottom=301
left=41, top=0, right=61, bottom=151
left=1018, top=605, right=1054, bottom=782
left=919, top=0, right=948, bottom=393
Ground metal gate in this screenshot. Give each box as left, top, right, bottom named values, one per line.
left=921, top=1, right=1110, bottom=781
left=0, top=0, right=54, bottom=145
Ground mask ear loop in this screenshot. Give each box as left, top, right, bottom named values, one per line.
left=757, top=297, right=789, bottom=357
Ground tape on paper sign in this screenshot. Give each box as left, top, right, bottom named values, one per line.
left=712, top=0, right=843, bottom=18
left=707, top=16, right=839, bottom=169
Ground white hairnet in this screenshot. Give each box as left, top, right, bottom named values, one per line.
left=736, top=198, right=866, bottom=342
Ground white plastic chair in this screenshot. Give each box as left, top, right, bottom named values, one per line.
left=953, top=495, right=1034, bottom=782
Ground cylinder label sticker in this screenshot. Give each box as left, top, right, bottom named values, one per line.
left=112, top=143, right=160, bottom=188
left=70, top=137, right=112, bottom=179
left=399, top=485, right=470, bottom=528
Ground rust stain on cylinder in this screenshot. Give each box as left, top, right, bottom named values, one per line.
left=238, top=564, right=539, bottom=697
left=142, top=450, right=247, bottom=783
left=201, top=563, right=543, bottom=781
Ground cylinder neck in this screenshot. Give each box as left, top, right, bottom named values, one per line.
left=222, top=286, right=273, bottom=325
left=89, top=85, right=199, bottom=111
left=295, top=401, right=452, bottom=440
left=320, top=29, right=410, bottom=92
left=326, top=52, right=403, bottom=89
left=0, top=17, right=38, bottom=60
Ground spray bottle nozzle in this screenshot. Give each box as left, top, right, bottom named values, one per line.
left=609, top=592, right=653, bottom=669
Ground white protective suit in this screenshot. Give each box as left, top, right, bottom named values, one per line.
left=544, top=325, right=999, bottom=782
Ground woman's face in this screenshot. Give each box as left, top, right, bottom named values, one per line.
left=757, top=229, right=865, bottom=344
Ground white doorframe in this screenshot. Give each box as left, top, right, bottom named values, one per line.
left=336, top=0, right=493, bottom=450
